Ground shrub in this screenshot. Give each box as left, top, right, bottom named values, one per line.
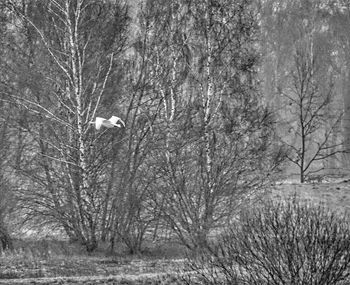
left=185, top=196, right=350, bottom=285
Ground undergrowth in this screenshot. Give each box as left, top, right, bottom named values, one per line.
left=185, top=195, right=350, bottom=285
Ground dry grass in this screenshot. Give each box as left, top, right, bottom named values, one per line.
left=0, top=238, right=188, bottom=283
left=0, top=251, right=187, bottom=277
left=1, top=181, right=350, bottom=284
left=269, top=181, right=350, bottom=212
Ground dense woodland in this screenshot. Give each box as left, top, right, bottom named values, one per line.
left=0, top=0, right=349, bottom=254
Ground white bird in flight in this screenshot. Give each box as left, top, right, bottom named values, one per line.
left=90, top=116, right=125, bottom=130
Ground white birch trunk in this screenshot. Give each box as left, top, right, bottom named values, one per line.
left=64, top=0, right=93, bottom=247
left=342, top=66, right=350, bottom=168
left=199, top=0, right=215, bottom=245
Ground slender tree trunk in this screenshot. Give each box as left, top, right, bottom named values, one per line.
left=101, top=146, right=118, bottom=242
left=342, top=67, right=350, bottom=168
left=65, top=0, right=96, bottom=251
left=201, top=0, right=215, bottom=244
left=300, top=125, right=306, bottom=183
left=0, top=226, right=13, bottom=251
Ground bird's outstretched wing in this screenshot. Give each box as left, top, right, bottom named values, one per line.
left=108, top=116, right=125, bottom=127
left=90, top=116, right=125, bottom=130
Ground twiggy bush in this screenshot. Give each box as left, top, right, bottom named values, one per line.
left=185, top=197, right=350, bottom=285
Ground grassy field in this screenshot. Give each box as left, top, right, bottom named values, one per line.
left=1, top=181, right=350, bottom=284
left=270, top=180, right=350, bottom=212
left=0, top=255, right=187, bottom=284
left=0, top=239, right=189, bottom=284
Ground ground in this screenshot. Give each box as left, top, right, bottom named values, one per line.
left=270, top=180, right=350, bottom=213
left=1, top=181, right=350, bottom=284
left=0, top=253, right=189, bottom=284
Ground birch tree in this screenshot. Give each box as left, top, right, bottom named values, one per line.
left=4, top=0, right=129, bottom=251
left=143, top=0, right=283, bottom=248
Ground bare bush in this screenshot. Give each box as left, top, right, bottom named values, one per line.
left=185, top=196, right=350, bottom=285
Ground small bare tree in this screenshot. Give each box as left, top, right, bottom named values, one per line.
left=280, top=39, right=343, bottom=183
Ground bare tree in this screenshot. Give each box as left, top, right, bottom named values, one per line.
left=3, top=0, right=129, bottom=251
left=0, top=122, right=15, bottom=251
left=0, top=5, right=16, bottom=251
left=280, top=39, right=343, bottom=183
left=141, top=0, right=283, bottom=249
left=106, top=45, right=163, bottom=253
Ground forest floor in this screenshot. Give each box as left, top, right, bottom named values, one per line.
left=1, top=181, right=350, bottom=284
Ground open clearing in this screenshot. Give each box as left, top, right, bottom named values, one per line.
left=270, top=181, right=350, bottom=212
